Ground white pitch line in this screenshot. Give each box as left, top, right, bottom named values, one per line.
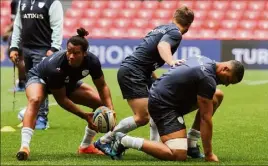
left=243, top=80, right=268, bottom=85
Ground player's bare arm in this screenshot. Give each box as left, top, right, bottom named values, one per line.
left=157, top=41, right=183, bottom=67
left=197, top=95, right=219, bottom=162
left=93, top=76, right=114, bottom=111
left=152, top=72, right=158, bottom=79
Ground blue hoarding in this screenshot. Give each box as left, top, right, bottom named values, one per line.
left=1, top=39, right=221, bottom=67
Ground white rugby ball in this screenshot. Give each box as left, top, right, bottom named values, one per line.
left=93, top=106, right=116, bottom=133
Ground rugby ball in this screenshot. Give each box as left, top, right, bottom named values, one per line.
left=93, top=106, right=116, bottom=133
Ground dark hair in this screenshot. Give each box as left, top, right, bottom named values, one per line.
left=230, top=60, right=245, bottom=83
left=67, top=27, right=89, bottom=52
left=173, top=6, right=194, bottom=27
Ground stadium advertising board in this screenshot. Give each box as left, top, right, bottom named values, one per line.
left=221, top=40, right=268, bottom=69
left=1, top=39, right=219, bottom=67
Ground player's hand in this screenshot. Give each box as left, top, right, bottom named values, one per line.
left=46, top=50, right=54, bottom=56
left=205, top=153, right=219, bottom=162
left=110, top=109, right=116, bottom=119
left=9, top=51, right=19, bottom=64
left=169, top=59, right=185, bottom=67
left=85, top=112, right=98, bottom=132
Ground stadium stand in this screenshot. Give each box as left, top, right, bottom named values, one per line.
left=1, top=0, right=268, bottom=39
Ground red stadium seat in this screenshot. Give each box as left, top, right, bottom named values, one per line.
left=127, top=28, right=144, bottom=38
left=199, top=29, right=216, bottom=39
left=65, top=9, right=83, bottom=18
left=102, top=9, right=119, bottom=18
left=225, top=11, right=243, bottom=20
left=212, top=1, right=229, bottom=10
left=239, top=20, right=257, bottom=30
left=194, top=10, right=207, bottom=20
left=261, top=11, right=268, bottom=20
left=203, top=20, right=220, bottom=30
left=159, top=1, right=177, bottom=10
left=64, top=18, right=78, bottom=29
left=242, top=11, right=260, bottom=20
left=235, top=29, right=253, bottom=40
left=90, top=28, right=109, bottom=38
left=177, top=1, right=194, bottom=8
left=183, top=29, right=201, bottom=39
left=247, top=1, right=265, bottom=11
left=109, top=28, right=127, bottom=38
left=149, top=19, right=170, bottom=29
left=216, top=29, right=234, bottom=39
left=136, top=10, right=153, bottom=19
left=253, top=30, right=268, bottom=40
left=83, top=9, right=101, bottom=18
left=107, top=1, right=125, bottom=9
left=79, top=19, right=96, bottom=30
left=153, top=10, right=173, bottom=19
left=89, top=1, right=107, bottom=9
left=257, top=20, right=268, bottom=30
left=141, top=1, right=159, bottom=9
left=119, top=9, right=137, bottom=19
left=96, top=19, right=113, bottom=28
left=132, top=19, right=149, bottom=29
left=1, top=7, right=10, bottom=17
left=194, top=1, right=212, bottom=10
left=230, top=1, right=247, bottom=10
left=125, top=1, right=142, bottom=9
left=266, top=1, right=268, bottom=10
left=0, top=1, right=10, bottom=8
left=113, top=19, right=131, bottom=28
left=220, top=20, right=238, bottom=29
left=207, top=10, right=224, bottom=20
left=190, top=20, right=203, bottom=29
left=71, top=1, right=89, bottom=9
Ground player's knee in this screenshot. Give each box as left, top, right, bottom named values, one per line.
left=165, top=138, right=188, bottom=161
left=214, top=89, right=224, bottom=106
left=135, top=113, right=150, bottom=126
left=28, top=96, right=43, bottom=107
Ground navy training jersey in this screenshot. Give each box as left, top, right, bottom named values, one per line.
left=121, top=23, right=182, bottom=75
left=150, top=56, right=218, bottom=115
left=28, top=50, right=103, bottom=89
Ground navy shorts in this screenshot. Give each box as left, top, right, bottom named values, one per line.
left=26, top=76, right=83, bottom=97
left=117, top=66, right=153, bottom=99
left=148, top=95, right=187, bottom=136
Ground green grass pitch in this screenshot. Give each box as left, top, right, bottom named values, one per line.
left=1, top=67, right=268, bottom=165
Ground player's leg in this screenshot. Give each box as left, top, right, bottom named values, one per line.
left=68, top=82, right=102, bottom=109
left=16, top=52, right=26, bottom=90
left=32, top=48, right=50, bottom=129
left=68, top=82, right=103, bottom=155
left=187, top=89, right=224, bottom=158
left=111, top=99, right=188, bottom=160
left=97, top=67, right=149, bottom=147
left=16, top=77, right=46, bottom=161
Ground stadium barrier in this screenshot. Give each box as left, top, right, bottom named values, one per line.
left=1, top=39, right=267, bottom=69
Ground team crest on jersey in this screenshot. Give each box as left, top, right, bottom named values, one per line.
left=21, top=3, right=26, bottom=11
left=82, top=70, right=89, bottom=76
left=65, top=76, right=70, bottom=83
left=38, top=2, right=45, bottom=8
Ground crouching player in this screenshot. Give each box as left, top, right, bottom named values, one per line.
left=109, top=56, right=244, bottom=161
left=16, top=28, right=114, bottom=160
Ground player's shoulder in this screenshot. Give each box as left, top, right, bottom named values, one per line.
left=85, top=51, right=101, bottom=65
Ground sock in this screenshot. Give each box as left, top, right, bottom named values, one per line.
left=100, top=116, right=137, bottom=144
left=21, top=127, right=34, bottom=151
left=121, top=135, right=144, bottom=150
left=149, top=118, right=160, bottom=142
left=80, top=126, right=97, bottom=148
left=187, top=128, right=201, bottom=148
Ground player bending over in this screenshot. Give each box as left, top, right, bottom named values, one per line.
left=109, top=56, right=244, bottom=161
left=16, top=28, right=114, bottom=161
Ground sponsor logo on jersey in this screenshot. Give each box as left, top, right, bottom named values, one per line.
left=82, top=70, right=89, bottom=76
left=23, top=13, right=44, bottom=19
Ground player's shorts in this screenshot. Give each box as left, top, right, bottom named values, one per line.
left=26, top=76, right=83, bottom=97
left=117, top=66, right=152, bottom=99
left=148, top=94, right=187, bottom=136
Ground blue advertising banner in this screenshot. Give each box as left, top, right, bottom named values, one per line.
left=1, top=39, right=221, bottom=67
